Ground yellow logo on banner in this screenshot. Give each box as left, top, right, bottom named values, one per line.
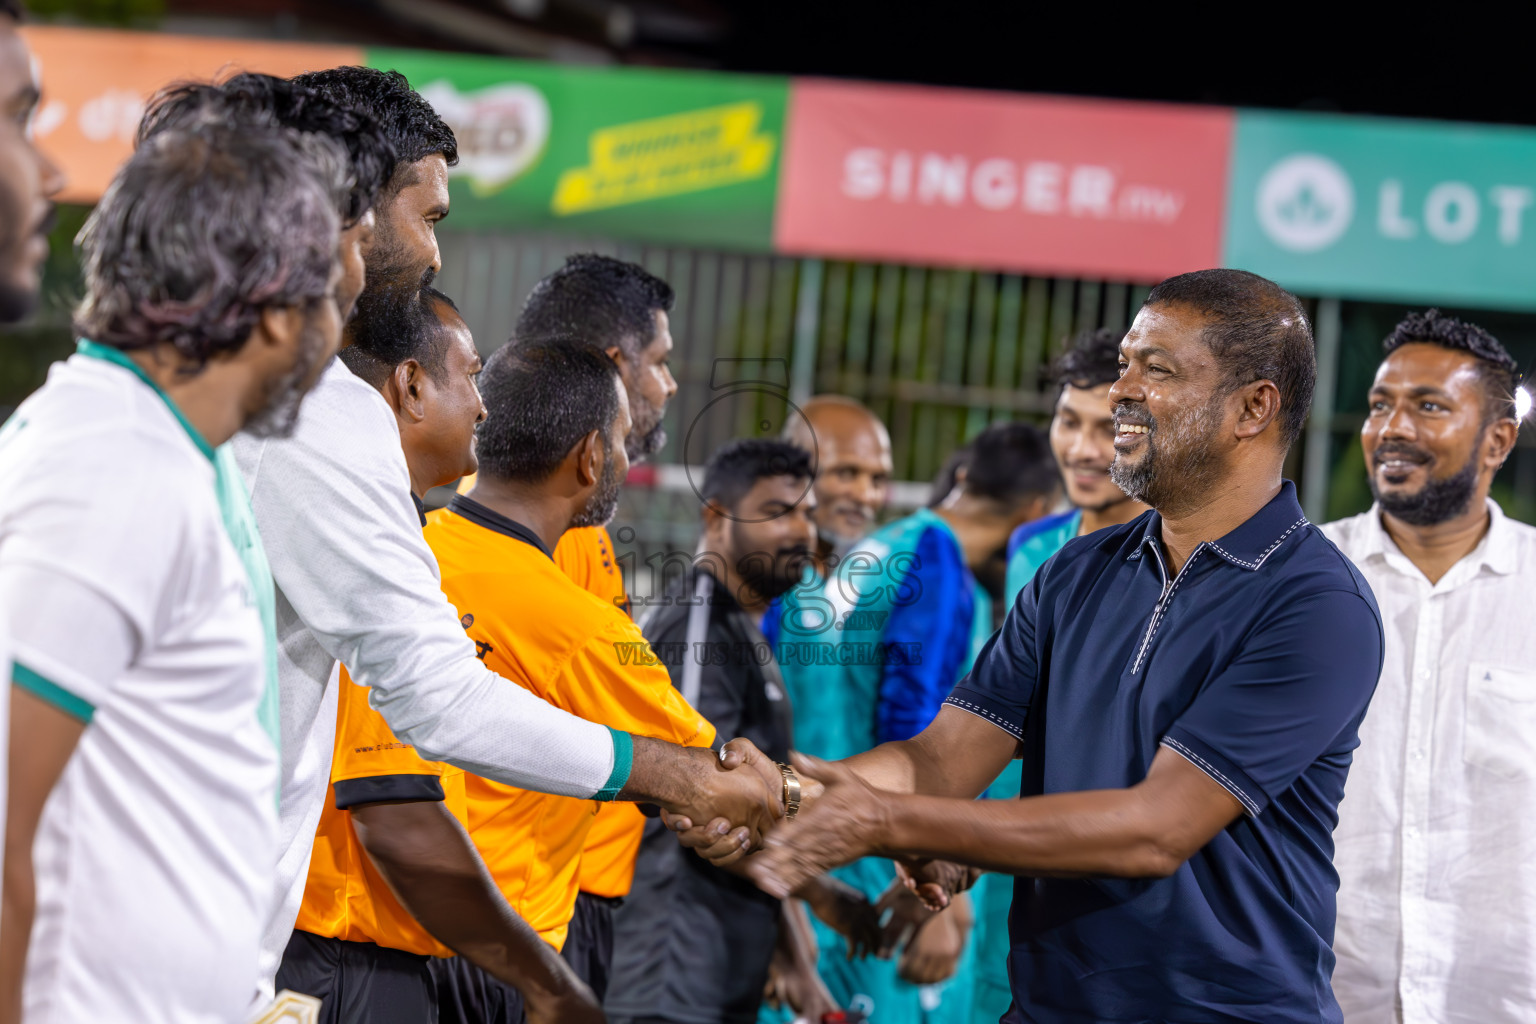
left=552, top=101, right=775, bottom=215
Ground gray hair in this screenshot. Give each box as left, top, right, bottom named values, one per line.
left=75, top=121, right=349, bottom=367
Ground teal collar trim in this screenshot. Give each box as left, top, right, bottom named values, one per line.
left=75, top=339, right=215, bottom=462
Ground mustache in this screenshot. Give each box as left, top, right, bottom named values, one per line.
left=1113, top=402, right=1154, bottom=430
left=1373, top=442, right=1431, bottom=466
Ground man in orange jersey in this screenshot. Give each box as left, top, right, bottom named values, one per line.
left=508, top=254, right=681, bottom=992
left=425, top=338, right=716, bottom=1024
left=280, top=287, right=602, bottom=1024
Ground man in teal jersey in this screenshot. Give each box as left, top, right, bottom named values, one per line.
left=970, top=328, right=1147, bottom=1024
left=768, top=421, right=1058, bottom=1024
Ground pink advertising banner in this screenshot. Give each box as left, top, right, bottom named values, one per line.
left=775, top=79, right=1234, bottom=281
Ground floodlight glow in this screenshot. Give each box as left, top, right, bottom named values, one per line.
left=1517, top=385, right=1533, bottom=422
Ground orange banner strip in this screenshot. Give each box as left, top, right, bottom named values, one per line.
left=20, top=26, right=365, bottom=204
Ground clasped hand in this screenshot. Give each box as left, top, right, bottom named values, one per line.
left=658, top=737, right=785, bottom=864
left=667, top=750, right=977, bottom=909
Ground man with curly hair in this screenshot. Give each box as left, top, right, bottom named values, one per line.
left=137, top=71, right=396, bottom=325
left=0, top=119, right=348, bottom=1024
left=1322, top=310, right=1534, bottom=1022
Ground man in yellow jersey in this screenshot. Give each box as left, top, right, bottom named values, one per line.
left=427, top=338, right=715, bottom=1024
left=282, top=287, right=602, bottom=1024
left=507, top=254, right=682, bottom=991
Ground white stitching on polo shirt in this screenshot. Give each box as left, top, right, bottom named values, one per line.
left=1209, top=517, right=1308, bottom=571
left=1161, top=737, right=1261, bottom=817
left=945, top=697, right=1025, bottom=741
left=1132, top=546, right=1205, bottom=675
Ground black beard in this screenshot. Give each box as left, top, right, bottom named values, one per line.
left=1108, top=395, right=1225, bottom=518
left=1370, top=449, right=1480, bottom=527
left=364, top=231, right=436, bottom=297
left=625, top=420, right=666, bottom=462
left=243, top=319, right=332, bottom=439
left=734, top=547, right=812, bottom=601
left=0, top=281, right=38, bottom=323
left=0, top=205, right=53, bottom=323
left=572, top=448, right=623, bottom=528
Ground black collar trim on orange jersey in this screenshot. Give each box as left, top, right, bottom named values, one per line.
left=448, top=495, right=553, bottom=560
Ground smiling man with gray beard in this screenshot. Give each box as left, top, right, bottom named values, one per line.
left=739, top=268, right=1386, bottom=1024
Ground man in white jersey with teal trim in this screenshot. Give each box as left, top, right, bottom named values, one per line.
left=965, top=328, right=1145, bottom=1024
left=0, top=0, right=65, bottom=963
left=0, top=121, right=349, bottom=1022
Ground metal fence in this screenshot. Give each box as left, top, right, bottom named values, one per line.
left=3, top=224, right=1528, bottom=603
left=435, top=232, right=1217, bottom=595
left=436, top=229, right=1536, bottom=600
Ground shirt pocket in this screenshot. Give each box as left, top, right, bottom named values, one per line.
left=1464, top=663, right=1536, bottom=780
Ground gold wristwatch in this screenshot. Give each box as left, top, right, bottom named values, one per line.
left=777, top=762, right=802, bottom=820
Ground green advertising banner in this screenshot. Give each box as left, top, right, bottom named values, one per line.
left=1225, top=110, right=1536, bottom=311
left=366, top=48, right=787, bottom=250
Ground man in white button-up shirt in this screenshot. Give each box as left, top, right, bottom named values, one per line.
left=1322, top=309, right=1533, bottom=1024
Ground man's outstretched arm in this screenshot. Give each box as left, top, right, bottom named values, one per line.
left=753, top=744, right=1243, bottom=898
left=350, top=800, right=601, bottom=1024
left=238, top=410, right=780, bottom=841
left=623, top=736, right=784, bottom=857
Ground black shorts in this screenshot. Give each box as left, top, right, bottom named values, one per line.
left=430, top=952, right=527, bottom=1024
left=562, top=890, right=621, bottom=1001
left=275, top=929, right=437, bottom=1024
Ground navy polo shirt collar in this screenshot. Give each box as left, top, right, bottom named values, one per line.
left=1129, top=480, right=1309, bottom=571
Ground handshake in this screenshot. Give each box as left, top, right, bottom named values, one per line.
left=652, top=737, right=803, bottom=865
left=652, top=740, right=977, bottom=910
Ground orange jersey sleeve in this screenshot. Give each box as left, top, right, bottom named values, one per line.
left=459, top=615, right=716, bottom=949
left=561, top=616, right=715, bottom=747
left=295, top=666, right=464, bottom=958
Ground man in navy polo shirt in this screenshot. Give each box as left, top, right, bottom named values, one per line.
left=750, top=269, right=1384, bottom=1023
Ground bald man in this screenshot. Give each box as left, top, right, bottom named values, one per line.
left=784, top=396, right=894, bottom=562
